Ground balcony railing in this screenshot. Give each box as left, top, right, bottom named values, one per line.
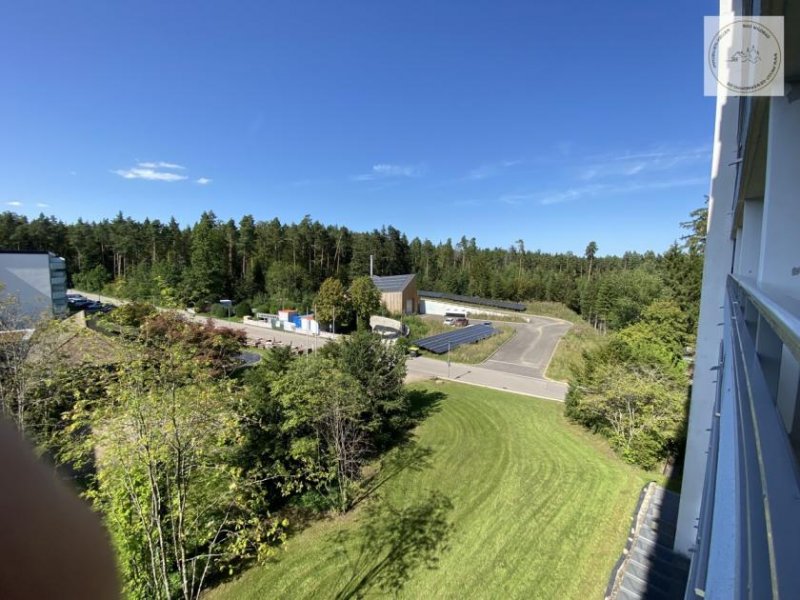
left=686, top=275, right=800, bottom=599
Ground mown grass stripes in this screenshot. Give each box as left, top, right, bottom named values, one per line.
left=209, top=382, right=649, bottom=599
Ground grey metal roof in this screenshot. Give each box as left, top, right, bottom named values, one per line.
left=371, top=274, right=415, bottom=293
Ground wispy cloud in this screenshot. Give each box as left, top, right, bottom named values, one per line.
left=466, top=159, right=522, bottom=181
left=137, top=161, right=185, bottom=170
left=537, top=177, right=707, bottom=206
left=113, top=161, right=189, bottom=182
left=36, top=202, right=49, bottom=208
left=352, top=163, right=424, bottom=181
left=6, top=201, right=22, bottom=207
left=579, top=146, right=710, bottom=180
left=196, top=177, right=212, bottom=185
left=114, top=167, right=187, bottom=182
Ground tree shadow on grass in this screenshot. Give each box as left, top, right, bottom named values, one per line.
left=332, top=489, right=454, bottom=599
left=353, top=441, right=435, bottom=506
left=406, top=388, right=445, bottom=424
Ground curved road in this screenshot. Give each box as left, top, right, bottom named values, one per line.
left=70, top=290, right=571, bottom=400
left=483, top=317, right=572, bottom=379
left=410, top=315, right=572, bottom=400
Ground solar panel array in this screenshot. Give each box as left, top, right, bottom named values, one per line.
left=414, top=324, right=498, bottom=354
left=418, top=290, right=526, bottom=312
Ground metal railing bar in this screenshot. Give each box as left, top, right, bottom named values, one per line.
left=732, top=275, right=800, bottom=365
left=728, top=277, right=800, bottom=598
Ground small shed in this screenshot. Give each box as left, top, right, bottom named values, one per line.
left=277, top=309, right=297, bottom=322
left=371, top=274, right=419, bottom=315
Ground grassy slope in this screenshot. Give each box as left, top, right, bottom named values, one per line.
left=209, top=382, right=648, bottom=600
left=546, top=320, right=604, bottom=382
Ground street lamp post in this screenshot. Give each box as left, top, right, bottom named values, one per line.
left=447, top=342, right=451, bottom=378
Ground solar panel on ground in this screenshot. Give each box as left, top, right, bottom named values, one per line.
left=414, top=324, right=498, bottom=354
left=418, top=290, right=526, bottom=312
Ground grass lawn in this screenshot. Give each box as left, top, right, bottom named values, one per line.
left=545, top=320, right=605, bottom=382
left=208, top=382, right=649, bottom=600
left=524, top=301, right=584, bottom=323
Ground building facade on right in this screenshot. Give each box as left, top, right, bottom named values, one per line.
left=676, top=0, right=800, bottom=597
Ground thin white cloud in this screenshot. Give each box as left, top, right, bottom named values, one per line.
left=467, top=159, right=522, bottom=181
left=113, top=167, right=188, bottom=182
left=36, top=202, right=49, bottom=208
left=6, top=201, right=22, bottom=207
left=579, top=146, right=711, bottom=180
left=498, top=193, right=536, bottom=206
left=352, top=163, right=424, bottom=181
left=196, top=177, right=212, bottom=185
left=538, top=177, right=707, bottom=206
left=137, top=161, right=185, bottom=170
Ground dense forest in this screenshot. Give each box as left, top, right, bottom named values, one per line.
left=0, top=208, right=705, bottom=332
left=0, top=206, right=708, bottom=596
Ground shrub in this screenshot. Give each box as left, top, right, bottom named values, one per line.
left=106, top=301, right=157, bottom=327
left=235, top=301, right=252, bottom=318
left=210, top=303, right=228, bottom=318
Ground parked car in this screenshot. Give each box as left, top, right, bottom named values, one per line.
left=82, top=301, right=104, bottom=313
left=443, top=317, right=455, bottom=326
left=453, top=317, right=469, bottom=327
left=68, top=298, right=92, bottom=310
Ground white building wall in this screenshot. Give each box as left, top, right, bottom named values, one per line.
left=674, top=89, right=740, bottom=555
left=419, top=298, right=522, bottom=320
left=735, top=199, right=763, bottom=278
left=757, top=96, right=800, bottom=297
left=0, top=253, right=56, bottom=325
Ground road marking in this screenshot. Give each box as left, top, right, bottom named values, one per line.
left=484, top=358, right=537, bottom=368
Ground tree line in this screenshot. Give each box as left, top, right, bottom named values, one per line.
left=0, top=209, right=704, bottom=332
left=0, top=204, right=708, bottom=594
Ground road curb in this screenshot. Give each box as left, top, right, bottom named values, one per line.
left=426, top=376, right=565, bottom=403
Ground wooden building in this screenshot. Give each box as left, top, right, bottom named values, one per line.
left=371, top=274, right=419, bottom=315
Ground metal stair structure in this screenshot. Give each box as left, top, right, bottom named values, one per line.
left=607, top=483, right=689, bottom=600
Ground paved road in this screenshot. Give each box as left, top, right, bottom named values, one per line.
left=482, top=317, right=572, bottom=378
left=70, top=289, right=331, bottom=350
left=71, top=289, right=570, bottom=400
left=407, top=356, right=568, bottom=401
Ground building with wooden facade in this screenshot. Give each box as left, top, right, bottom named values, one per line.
left=371, top=274, right=419, bottom=315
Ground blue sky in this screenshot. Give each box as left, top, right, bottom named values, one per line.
left=0, top=1, right=717, bottom=255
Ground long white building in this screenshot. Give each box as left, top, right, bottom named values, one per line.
left=675, top=0, right=800, bottom=597
left=0, top=251, right=68, bottom=325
